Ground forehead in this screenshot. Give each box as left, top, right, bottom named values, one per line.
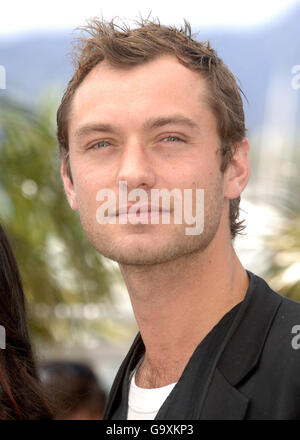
left=69, top=55, right=214, bottom=132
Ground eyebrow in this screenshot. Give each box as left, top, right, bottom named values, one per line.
left=74, top=123, right=121, bottom=138
left=143, top=115, right=199, bottom=130
left=74, top=114, right=199, bottom=139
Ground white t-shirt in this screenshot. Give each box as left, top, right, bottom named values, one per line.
left=127, top=369, right=177, bottom=420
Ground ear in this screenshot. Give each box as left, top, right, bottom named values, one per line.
left=224, top=138, right=250, bottom=199
left=60, top=156, right=78, bottom=211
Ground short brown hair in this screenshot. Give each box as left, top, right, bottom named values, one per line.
left=57, top=17, right=247, bottom=239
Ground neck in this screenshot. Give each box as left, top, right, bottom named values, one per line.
left=119, top=228, right=249, bottom=376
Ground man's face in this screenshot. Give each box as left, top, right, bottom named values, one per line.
left=62, top=55, right=237, bottom=265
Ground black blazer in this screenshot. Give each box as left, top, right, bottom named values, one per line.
left=103, top=271, right=300, bottom=420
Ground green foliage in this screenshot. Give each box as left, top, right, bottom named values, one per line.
left=262, top=166, right=300, bottom=301
left=0, top=97, right=121, bottom=343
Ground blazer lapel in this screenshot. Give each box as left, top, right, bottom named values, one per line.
left=103, top=333, right=144, bottom=419
left=200, top=368, right=249, bottom=420
left=199, top=271, right=282, bottom=420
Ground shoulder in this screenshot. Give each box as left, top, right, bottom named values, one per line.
left=265, top=285, right=300, bottom=330
left=250, top=270, right=300, bottom=325
left=277, top=294, right=300, bottom=317
left=255, top=278, right=300, bottom=364
left=268, top=294, right=300, bottom=347
left=239, top=276, right=300, bottom=419
left=246, top=271, right=300, bottom=360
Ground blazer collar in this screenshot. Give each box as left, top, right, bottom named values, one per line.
left=198, top=270, right=283, bottom=419
left=217, top=270, right=282, bottom=386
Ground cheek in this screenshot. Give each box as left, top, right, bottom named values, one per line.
left=71, top=157, right=108, bottom=191
left=73, top=171, right=102, bottom=209
left=181, top=162, right=217, bottom=190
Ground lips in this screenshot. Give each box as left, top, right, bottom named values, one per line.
left=113, top=203, right=163, bottom=217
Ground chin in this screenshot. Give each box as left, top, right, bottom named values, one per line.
left=98, top=238, right=204, bottom=267
left=101, top=248, right=169, bottom=266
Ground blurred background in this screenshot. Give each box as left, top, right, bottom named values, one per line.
left=0, top=0, right=299, bottom=406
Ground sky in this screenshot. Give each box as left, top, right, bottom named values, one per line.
left=0, top=0, right=299, bottom=37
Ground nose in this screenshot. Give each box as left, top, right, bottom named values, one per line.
left=115, top=140, right=156, bottom=191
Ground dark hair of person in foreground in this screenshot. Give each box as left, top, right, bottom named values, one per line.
left=0, top=222, right=52, bottom=419
left=39, top=360, right=107, bottom=419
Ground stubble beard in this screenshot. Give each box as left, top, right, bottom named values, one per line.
left=76, top=180, right=225, bottom=268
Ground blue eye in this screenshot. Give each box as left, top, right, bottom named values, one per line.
left=93, top=140, right=111, bottom=149
left=164, top=136, right=183, bottom=143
